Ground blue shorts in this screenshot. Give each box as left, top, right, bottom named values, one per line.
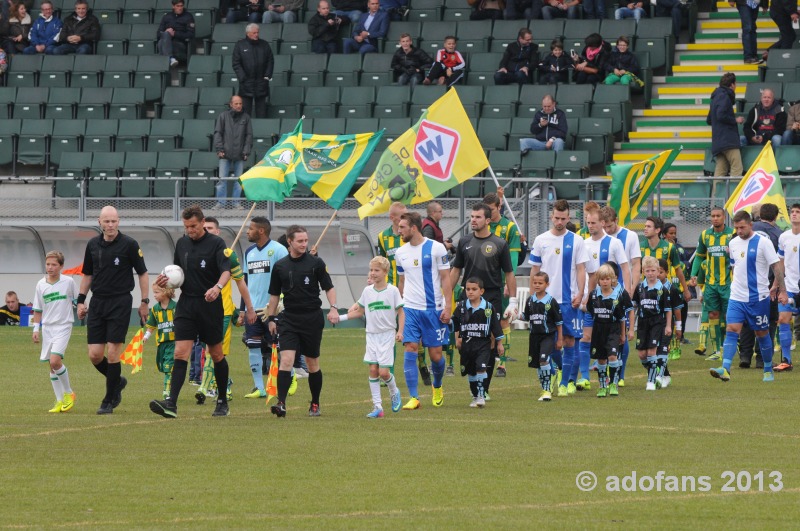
left=583, top=311, right=594, bottom=328
left=244, top=319, right=272, bottom=348
left=561, top=304, right=584, bottom=339
left=404, top=308, right=448, bottom=348
left=778, top=291, right=799, bottom=314
left=727, top=298, right=771, bottom=331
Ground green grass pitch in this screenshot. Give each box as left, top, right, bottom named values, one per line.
left=4, top=326, right=799, bottom=528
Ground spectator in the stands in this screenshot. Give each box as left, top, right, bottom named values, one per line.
left=50, top=0, right=99, bottom=55
left=494, top=28, right=537, bottom=85
left=469, top=0, right=504, bottom=20
left=768, top=0, right=798, bottom=55
left=520, top=94, right=568, bottom=154
left=226, top=0, right=265, bottom=23
left=157, top=0, right=195, bottom=68
left=23, top=0, right=61, bottom=55
left=423, top=35, right=464, bottom=87
left=583, top=0, right=604, bottom=19
left=741, top=88, right=787, bottom=148
left=654, top=0, right=688, bottom=43
left=732, top=0, right=768, bottom=64
left=537, top=39, right=570, bottom=85
left=707, top=72, right=743, bottom=177
left=0, top=46, right=6, bottom=75
left=262, top=0, right=303, bottom=24
left=3, top=2, right=32, bottom=55
left=505, top=0, right=543, bottom=20
left=783, top=100, right=800, bottom=145
left=614, top=0, right=646, bottom=20
left=602, top=36, right=640, bottom=85
left=571, top=32, right=610, bottom=85
left=308, top=0, right=342, bottom=54
left=213, top=95, right=252, bottom=210
left=233, top=23, right=274, bottom=118
left=392, top=33, right=432, bottom=87
left=381, top=0, right=409, bottom=21
left=333, top=0, right=366, bottom=24
left=542, top=0, right=581, bottom=20
left=342, top=0, right=389, bottom=55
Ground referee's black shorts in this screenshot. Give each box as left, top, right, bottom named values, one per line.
left=174, top=295, right=224, bottom=346
left=278, top=310, right=324, bottom=358
left=87, top=293, right=132, bottom=345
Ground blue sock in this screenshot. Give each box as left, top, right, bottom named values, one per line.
left=551, top=350, right=562, bottom=371
left=646, top=355, right=657, bottom=383
left=431, top=356, right=446, bottom=388
left=248, top=348, right=264, bottom=392
left=757, top=333, right=774, bottom=371
left=562, top=345, right=575, bottom=384
left=597, top=362, right=608, bottom=388
left=476, top=372, right=486, bottom=398
left=403, top=351, right=419, bottom=398
left=779, top=323, right=793, bottom=364
left=579, top=341, right=591, bottom=381
left=539, top=363, right=551, bottom=391
left=656, top=354, right=668, bottom=378
left=620, top=339, right=629, bottom=380
left=722, top=331, right=739, bottom=372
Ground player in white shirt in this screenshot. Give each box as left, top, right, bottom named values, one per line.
left=395, top=212, right=452, bottom=409
left=776, top=203, right=800, bottom=372
left=712, top=210, right=784, bottom=383
left=529, top=199, right=592, bottom=396
left=32, top=251, right=78, bottom=413
left=574, top=204, right=629, bottom=389
left=600, top=205, right=642, bottom=385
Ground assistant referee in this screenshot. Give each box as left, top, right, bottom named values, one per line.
left=77, top=206, right=149, bottom=415
left=150, top=205, right=233, bottom=418
left=265, top=225, right=339, bottom=418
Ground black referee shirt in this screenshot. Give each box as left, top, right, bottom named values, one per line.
left=269, top=252, right=334, bottom=313
left=82, top=231, right=148, bottom=297
left=451, top=233, right=512, bottom=293
left=174, top=230, right=230, bottom=297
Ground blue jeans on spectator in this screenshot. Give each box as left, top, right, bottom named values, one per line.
left=655, top=0, right=687, bottom=41
left=23, top=44, right=58, bottom=54
left=494, top=69, right=530, bottom=85
left=226, top=9, right=262, bottom=22
left=737, top=4, right=759, bottom=61
left=615, top=6, right=646, bottom=19
left=312, top=39, right=337, bottom=54
left=783, top=129, right=795, bottom=146
left=542, top=5, right=580, bottom=19
left=216, top=159, right=244, bottom=207
left=335, top=9, right=363, bottom=23
left=262, top=9, right=297, bottom=23
left=520, top=137, right=565, bottom=152
left=49, top=42, right=93, bottom=54
left=740, top=134, right=782, bottom=147
left=397, top=71, right=424, bottom=87
left=343, top=38, right=378, bottom=54
left=583, top=0, right=604, bottom=19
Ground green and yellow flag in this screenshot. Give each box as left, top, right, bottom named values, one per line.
left=608, top=148, right=681, bottom=226
left=725, top=141, right=790, bottom=229
left=239, top=119, right=302, bottom=202
left=295, top=130, right=383, bottom=209
left=354, top=89, right=489, bottom=219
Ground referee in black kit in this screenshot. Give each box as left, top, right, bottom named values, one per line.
left=263, top=225, right=339, bottom=418
left=150, top=205, right=233, bottom=418
left=77, top=206, right=149, bottom=415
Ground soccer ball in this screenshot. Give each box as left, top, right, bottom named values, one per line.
left=162, top=265, right=184, bottom=289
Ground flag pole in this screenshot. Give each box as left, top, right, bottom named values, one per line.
left=311, top=209, right=338, bottom=255
left=226, top=201, right=259, bottom=254
left=487, top=165, right=521, bottom=229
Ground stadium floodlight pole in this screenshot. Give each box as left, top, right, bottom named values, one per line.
left=487, top=165, right=521, bottom=229
left=311, top=209, right=338, bottom=255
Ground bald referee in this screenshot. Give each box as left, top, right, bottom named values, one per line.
left=150, top=205, right=234, bottom=418
left=449, top=203, right=516, bottom=399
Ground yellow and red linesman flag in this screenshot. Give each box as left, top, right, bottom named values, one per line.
left=265, top=343, right=279, bottom=405
left=724, top=140, right=790, bottom=229
left=120, top=328, right=144, bottom=374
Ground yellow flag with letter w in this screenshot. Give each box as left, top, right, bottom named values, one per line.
left=354, top=89, right=488, bottom=219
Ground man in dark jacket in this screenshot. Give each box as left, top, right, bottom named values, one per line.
left=391, top=33, right=432, bottom=87
left=742, top=88, right=787, bottom=147
left=157, top=0, right=195, bottom=67
left=50, top=0, right=99, bottom=55
left=307, top=0, right=342, bottom=54
left=707, top=72, right=743, bottom=177
left=23, top=0, right=61, bottom=54
left=342, top=0, right=390, bottom=55
left=494, top=28, right=537, bottom=85
left=213, top=95, right=253, bottom=210
left=232, top=23, right=274, bottom=118
left=520, top=94, right=568, bottom=153
left=769, top=0, right=797, bottom=51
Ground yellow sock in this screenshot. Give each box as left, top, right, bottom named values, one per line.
left=500, top=326, right=511, bottom=365
left=709, top=319, right=720, bottom=353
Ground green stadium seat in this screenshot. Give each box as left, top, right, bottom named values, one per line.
left=207, top=23, right=247, bottom=55
left=325, top=54, right=362, bottom=87
left=346, top=118, right=380, bottom=136
left=529, top=20, right=565, bottom=51
left=741, top=145, right=763, bottom=173
left=552, top=150, right=589, bottom=199
left=385, top=22, right=423, bottom=51
left=420, top=21, right=457, bottom=54
left=518, top=85, right=558, bottom=118
left=109, top=88, right=145, bottom=120
left=508, top=117, right=533, bottom=152
left=84, top=119, right=118, bottom=152
left=777, top=145, right=800, bottom=175
left=122, top=0, right=156, bottom=24
left=0, top=119, right=21, bottom=174
left=88, top=152, right=124, bottom=196
left=599, top=19, right=636, bottom=43
left=97, top=23, right=131, bottom=55
left=488, top=150, right=521, bottom=180
left=71, top=55, right=106, bottom=88
left=39, top=55, right=73, bottom=87
left=556, top=83, right=594, bottom=119
left=76, top=87, right=112, bottom=119
left=590, top=84, right=630, bottom=137
left=410, top=85, right=447, bottom=117
left=128, top=24, right=159, bottom=55
left=220, top=54, right=241, bottom=89
left=765, top=49, right=800, bottom=84
left=186, top=152, right=219, bottom=196
left=491, top=21, right=532, bottom=51
left=313, top=118, right=347, bottom=135
left=635, top=18, right=673, bottom=72
left=149, top=120, right=183, bottom=151
left=785, top=180, right=800, bottom=199
left=120, top=152, right=157, bottom=196
left=0, top=87, right=15, bottom=119
left=303, top=87, right=340, bottom=118
left=182, top=119, right=215, bottom=151
left=477, top=118, right=510, bottom=151
left=116, top=120, right=150, bottom=152
left=196, top=87, right=235, bottom=120
left=679, top=181, right=712, bottom=220
left=50, top=119, right=85, bottom=169
left=188, top=0, right=216, bottom=40
left=360, top=54, right=394, bottom=86
left=375, top=86, right=411, bottom=117
left=782, top=82, right=800, bottom=104
left=266, top=87, right=305, bottom=118
left=101, top=55, right=137, bottom=88
left=465, top=52, right=501, bottom=85
left=451, top=85, right=482, bottom=118
left=93, top=0, right=124, bottom=24
left=154, top=152, right=190, bottom=196
left=270, top=54, right=292, bottom=87
left=409, top=0, right=443, bottom=22
left=55, top=153, right=91, bottom=194
left=378, top=117, right=413, bottom=148
left=251, top=118, right=281, bottom=155
left=574, top=117, right=613, bottom=166
left=442, top=0, right=471, bottom=21
left=456, top=21, right=492, bottom=53
left=182, top=55, right=222, bottom=88
left=44, top=88, right=81, bottom=120
left=481, top=85, right=519, bottom=118
left=12, top=87, right=48, bottom=120
left=134, top=55, right=170, bottom=101
left=519, top=150, right=554, bottom=178
left=160, top=87, right=199, bottom=120
left=7, top=54, right=42, bottom=87
left=17, top=119, right=51, bottom=167
left=279, top=23, right=313, bottom=54
left=289, top=54, right=328, bottom=87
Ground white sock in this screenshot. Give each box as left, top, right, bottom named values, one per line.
left=369, top=377, right=382, bottom=408
left=56, top=365, right=72, bottom=395
left=383, top=374, right=399, bottom=395
left=50, top=371, right=64, bottom=401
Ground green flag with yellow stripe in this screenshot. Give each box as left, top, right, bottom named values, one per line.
left=608, top=148, right=681, bottom=226
left=239, top=120, right=302, bottom=202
